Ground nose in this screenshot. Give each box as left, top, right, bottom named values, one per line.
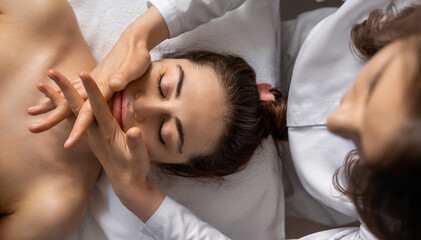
left=327, top=104, right=361, bottom=142
left=133, top=97, right=172, bottom=122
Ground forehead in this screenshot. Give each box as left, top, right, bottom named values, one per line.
left=167, top=59, right=226, bottom=157
left=361, top=42, right=416, bottom=159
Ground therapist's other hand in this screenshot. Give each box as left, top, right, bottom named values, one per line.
left=62, top=42, right=151, bottom=149
left=42, top=70, right=164, bottom=222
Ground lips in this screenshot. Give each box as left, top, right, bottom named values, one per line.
left=112, top=90, right=127, bottom=129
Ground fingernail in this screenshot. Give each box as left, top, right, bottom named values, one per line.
left=64, top=137, right=73, bottom=148
left=28, top=106, right=37, bottom=112
left=30, top=123, right=38, bottom=128
left=110, top=78, right=123, bottom=87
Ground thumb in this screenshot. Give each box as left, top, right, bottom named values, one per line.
left=126, top=127, right=147, bottom=160
left=109, top=54, right=151, bottom=92
left=109, top=70, right=129, bottom=92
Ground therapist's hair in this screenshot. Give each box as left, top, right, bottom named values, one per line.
left=334, top=4, right=421, bottom=240
left=155, top=51, right=288, bottom=178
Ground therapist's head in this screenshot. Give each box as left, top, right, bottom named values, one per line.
left=123, top=51, right=287, bottom=179
left=327, top=5, right=421, bottom=240
left=328, top=6, right=421, bottom=162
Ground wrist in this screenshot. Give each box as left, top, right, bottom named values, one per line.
left=117, top=178, right=165, bottom=223
left=125, top=6, right=169, bottom=51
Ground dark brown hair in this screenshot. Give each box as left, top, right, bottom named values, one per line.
left=335, top=4, right=421, bottom=240
left=155, top=51, right=287, bottom=178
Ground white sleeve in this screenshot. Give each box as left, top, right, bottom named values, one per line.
left=147, top=0, right=247, bottom=38
left=141, top=196, right=231, bottom=240
left=299, top=223, right=378, bottom=240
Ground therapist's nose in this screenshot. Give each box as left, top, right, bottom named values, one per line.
left=327, top=105, right=362, bottom=142
left=133, top=98, right=172, bottom=122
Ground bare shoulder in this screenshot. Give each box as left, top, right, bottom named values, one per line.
left=0, top=0, right=89, bottom=81
left=0, top=0, right=80, bottom=37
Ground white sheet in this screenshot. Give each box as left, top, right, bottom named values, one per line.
left=66, top=0, right=284, bottom=239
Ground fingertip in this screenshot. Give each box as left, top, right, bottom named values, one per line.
left=79, top=72, right=91, bottom=81
left=109, top=78, right=124, bottom=91
left=28, top=122, right=49, bottom=133
left=47, top=69, right=58, bottom=79
left=38, top=85, right=48, bottom=95
left=27, top=106, right=38, bottom=115
left=126, top=127, right=141, bottom=136
left=127, top=127, right=142, bottom=139
left=28, top=123, right=39, bottom=133
left=64, top=136, right=77, bottom=149
left=37, top=82, right=46, bottom=90
left=79, top=73, right=95, bottom=88
left=79, top=72, right=86, bottom=77
left=47, top=69, right=55, bottom=75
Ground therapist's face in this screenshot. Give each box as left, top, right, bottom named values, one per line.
left=327, top=40, right=416, bottom=162
left=110, top=59, right=226, bottom=165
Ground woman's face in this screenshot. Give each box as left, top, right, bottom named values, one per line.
left=111, top=59, right=226, bottom=164
left=327, top=40, right=416, bottom=162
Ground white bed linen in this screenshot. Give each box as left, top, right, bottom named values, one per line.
left=65, top=0, right=283, bottom=239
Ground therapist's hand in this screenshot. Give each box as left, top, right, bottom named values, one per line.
left=28, top=6, right=169, bottom=149
left=43, top=69, right=165, bottom=222
left=28, top=39, right=150, bottom=138
left=61, top=41, right=151, bottom=148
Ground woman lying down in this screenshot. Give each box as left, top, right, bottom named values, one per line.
left=0, top=0, right=286, bottom=239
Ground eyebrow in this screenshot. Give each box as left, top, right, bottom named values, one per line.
left=175, top=117, right=184, bottom=154
left=176, top=64, right=184, bottom=98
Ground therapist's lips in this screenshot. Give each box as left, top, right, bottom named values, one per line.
left=112, top=90, right=127, bottom=129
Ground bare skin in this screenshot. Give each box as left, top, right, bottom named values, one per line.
left=0, top=1, right=101, bottom=239
left=0, top=0, right=227, bottom=238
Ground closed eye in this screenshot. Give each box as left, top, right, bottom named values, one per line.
left=158, top=118, right=165, bottom=145
left=157, top=73, right=165, bottom=97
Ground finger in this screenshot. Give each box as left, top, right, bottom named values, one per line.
left=28, top=83, right=71, bottom=132
left=27, top=100, right=55, bottom=115
left=71, top=79, right=87, bottom=99
left=54, top=87, right=62, bottom=94
left=79, top=72, right=115, bottom=131
left=55, top=79, right=86, bottom=99
left=37, top=82, right=64, bottom=106
left=29, top=105, right=72, bottom=133
left=126, top=127, right=146, bottom=158
left=126, top=127, right=150, bottom=175
left=64, top=104, right=95, bottom=149
left=47, top=69, right=88, bottom=149
left=109, top=54, right=150, bottom=91
left=47, top=69, right=85, bottom=115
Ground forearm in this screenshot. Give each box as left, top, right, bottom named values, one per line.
left=115, top=178, right=165, bottom=223
left=123, top=6, right=169, bottom=51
